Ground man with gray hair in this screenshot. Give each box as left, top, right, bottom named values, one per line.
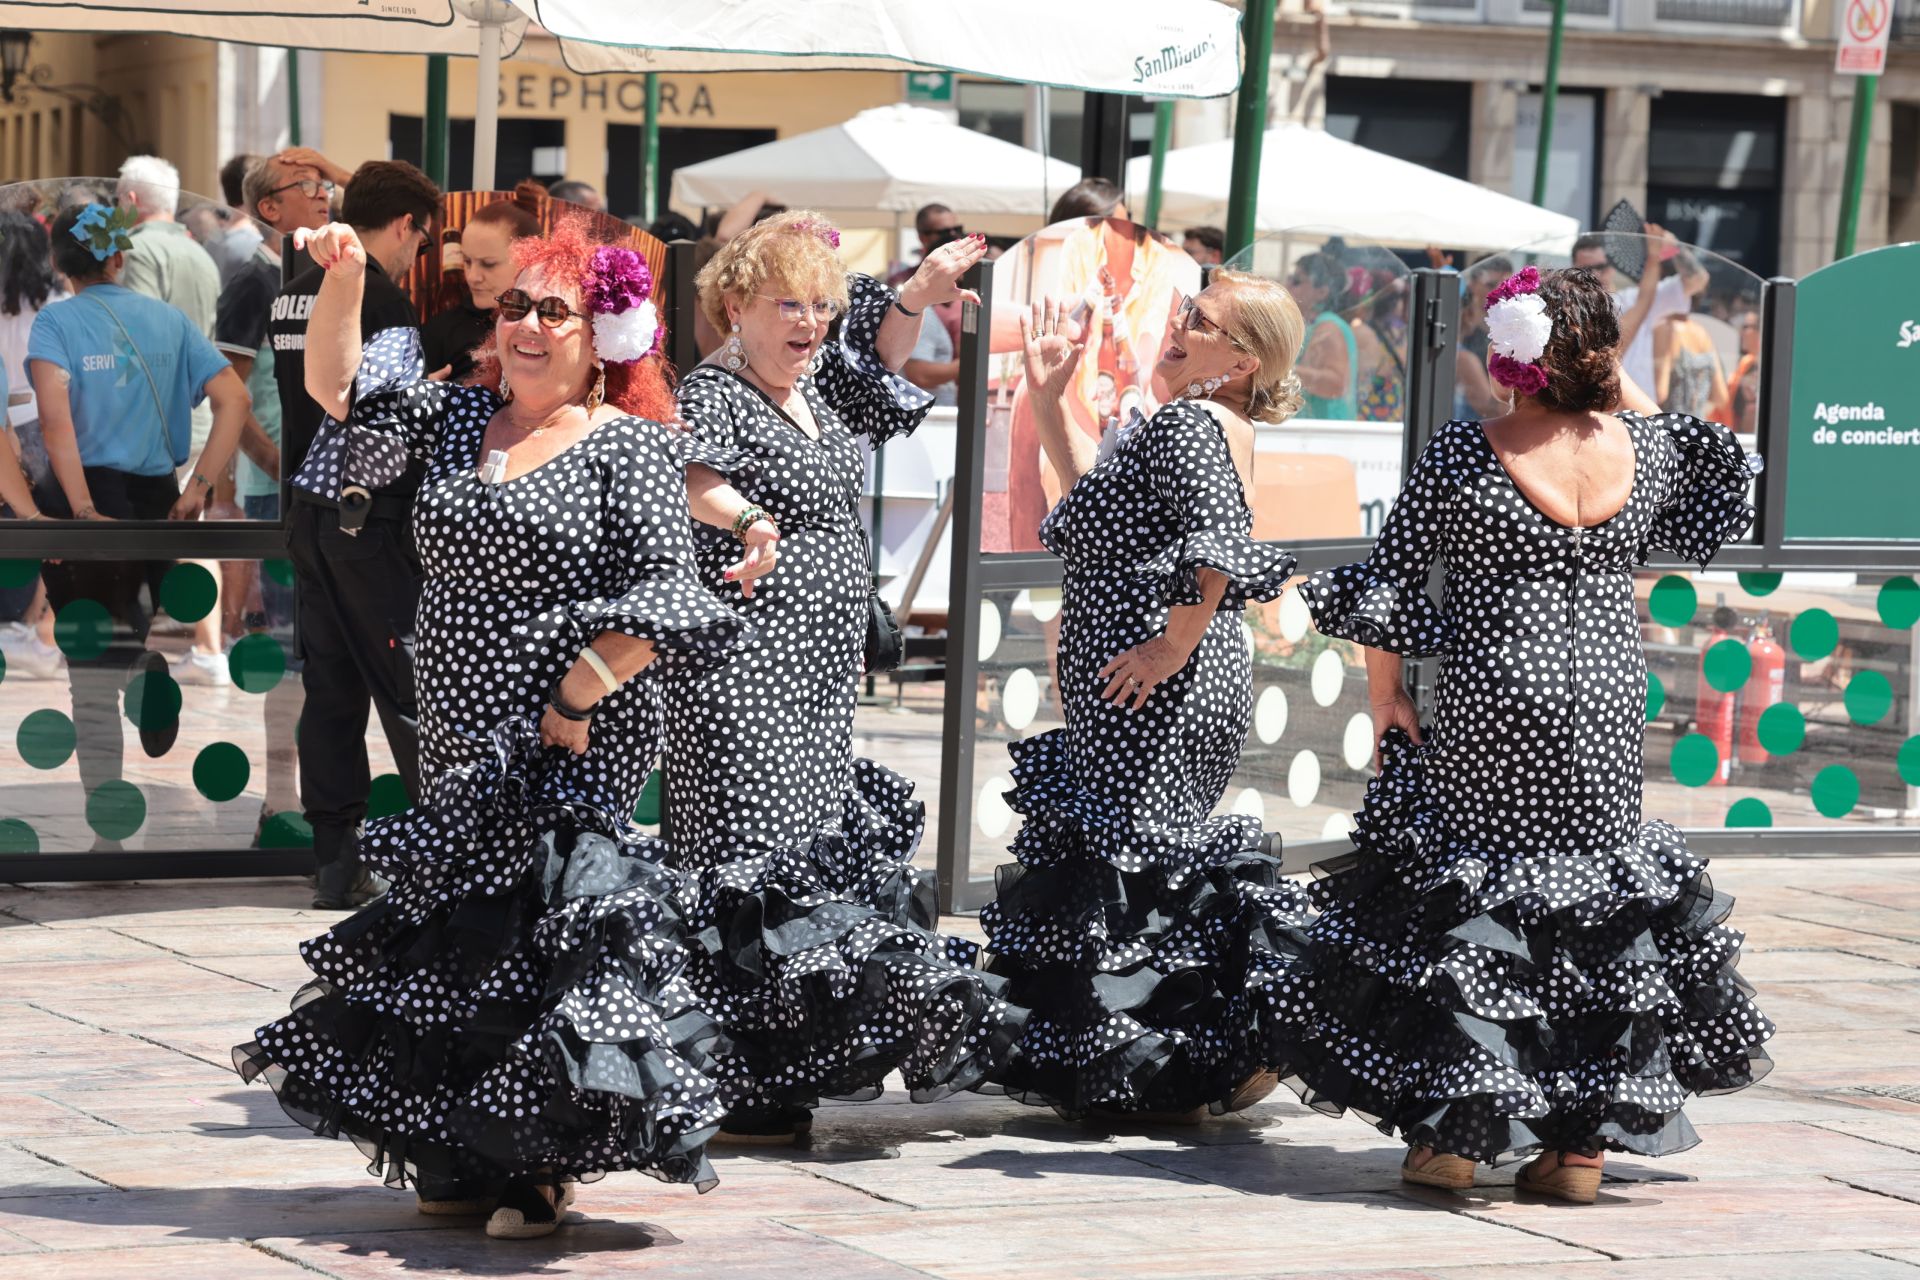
left=118, top=154, right=228, bottom=684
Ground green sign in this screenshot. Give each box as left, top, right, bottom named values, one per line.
left=1785, top=243, right=1920, bottom=540
left=905, top=71, right=953, bottom=104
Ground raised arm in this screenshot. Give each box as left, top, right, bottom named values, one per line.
left=879, top=234, right=987, bottom=370
left=1018, top=299, right=1098, bottom=490
left=296, top=222, right=369, bottom=423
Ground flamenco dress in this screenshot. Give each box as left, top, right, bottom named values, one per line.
left=1272, top=412, right=1775, bottom=1162
left=662, top=274, right=1024, bottom=1124
left=235, top=338, right=748, bottom=1195
left=979, top=400, right=1315, bottom=1116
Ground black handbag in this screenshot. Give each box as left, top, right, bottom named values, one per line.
left=859, top=527, right=904, bottom=673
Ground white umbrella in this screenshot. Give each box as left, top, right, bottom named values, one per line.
left=0, top=0, right=525, bottom=56
left=1130, top=122, right=1580, bottom=251
left=508, top=0, right=1243, bottom=98
left=671, top=104, right=1080, bottom=219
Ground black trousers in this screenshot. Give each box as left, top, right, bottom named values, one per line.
left=37, top=468, right=178, bottom=808
left=287, top=498, right=422, bottom=869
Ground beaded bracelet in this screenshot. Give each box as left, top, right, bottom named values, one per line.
left=546, top=676, right=596, bottom=722
left=731, top=504, right=771, bottom=538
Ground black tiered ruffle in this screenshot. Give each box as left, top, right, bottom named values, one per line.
left=234, top=720, right=728, bottom=1193
left=679, top=757, right=1027, bottom=1111
left=1266, top=729, right=1775, bottom=1163
left=980, top=730, right=1315, bottom=1116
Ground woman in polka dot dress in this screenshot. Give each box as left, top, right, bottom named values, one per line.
left=663, top=212, right=1025, bottom=1142
left=236, top=216, right=754, bottom=1238
left=1278, top=267, right=1774, bottom=1202
left=978, top=273, right=1316, bottom=1119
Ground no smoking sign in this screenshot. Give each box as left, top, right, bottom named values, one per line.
left=1836, top=0, right=1892, bottom=74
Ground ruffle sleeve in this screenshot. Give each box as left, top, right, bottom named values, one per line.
left=1640, top=412, right=1760, bottom=567
left=339, top=326, right=444, bottom=492
left=1143, top=400, right=1296, bottom=609
left=811, top=273, right=935, bottom=446
left=564, top=422, right=750, bottom=669
left=670, top=374, right=756, bottom=483
left=1296, top=423, right=1459, bottom=656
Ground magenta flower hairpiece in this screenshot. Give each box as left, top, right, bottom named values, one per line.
left=1488, top=352, right=1549, bottom=396
left=791, top=217, right=841, bottom=250
left=581, top=244, right=660, bottom=364
left=1485, top=265, right=1540, bottom=307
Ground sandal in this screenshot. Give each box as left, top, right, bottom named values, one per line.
left=1400, top=1148, right=1477, bottom=1191
left=485, top=1179, right=563, bottom=1240
left=1224, top=1069, right=1281, bottom=1113
left=415, top=1174, right=491, bottom=1216
left=1515, top=1152, right=1604, bottom=1204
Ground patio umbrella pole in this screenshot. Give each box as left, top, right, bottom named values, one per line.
left=1144, top=99, right=1173, bottom=230
left=472, top=11, right=503, bottom=189
left=1225, top=0, right=1276, bottom=257
left=424, top=55, right=450, bottom=189
left=286, top=48, right=301, bottom=146
left=643, top=72, right=661, bottom=223
left=1530, top=0, right=1567, bottom=207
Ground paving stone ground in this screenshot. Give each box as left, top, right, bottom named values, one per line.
left=5, top=857, right=1920, bottom=1278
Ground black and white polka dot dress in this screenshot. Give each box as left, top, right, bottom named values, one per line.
left=236, top=354, right=749, bottom=1193
left=1274, top=411, right=1775, bottom=1163
left=978, top=400, right=1313, bottom=1115
left=663, top=274, right=1025, bottom=1112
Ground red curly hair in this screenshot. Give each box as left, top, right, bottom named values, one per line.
left=471, top=212, right=677, bottom=423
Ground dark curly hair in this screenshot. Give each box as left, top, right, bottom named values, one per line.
left=1532, top=267, right=1621, bottom=413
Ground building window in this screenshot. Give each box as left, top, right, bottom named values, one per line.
left=1654, top=0, right=1794, bottom=24
left=1513, top=88, right=1602, bottom=228
left=389, top=115, right=567, bottom=191
left=607, top=123, right=775, bottom=223
left=1325, top=77, right=1473, bottom=181
left=955, top=81, right=1156, bottom=167
left=1646, top=92, right=1785, bottom=278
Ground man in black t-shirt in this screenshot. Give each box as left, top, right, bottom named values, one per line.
left=271, top=159, right=439, bottom=909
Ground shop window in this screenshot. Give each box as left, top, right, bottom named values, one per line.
left=605, top=123, right=775, bottom=224
left=1646, top=92, right=1785, bottom=278
left=1324, top=77, right=1473, bottom=181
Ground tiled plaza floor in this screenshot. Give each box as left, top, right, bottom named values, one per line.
left=6, top=858, right=1920, bottom=1277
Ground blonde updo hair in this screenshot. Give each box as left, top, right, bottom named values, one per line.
left=694, top=209, right=851, bottom=338
left=1211, top=268, right=1307, bottom=425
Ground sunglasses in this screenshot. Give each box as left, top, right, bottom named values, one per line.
left=757, top=294, right=842, bottom=323
left=1177, top=294, right=1245, bottom=350
left=268, top=177, right=335, bottom=200
left=496, top=289, right=588, bottom=327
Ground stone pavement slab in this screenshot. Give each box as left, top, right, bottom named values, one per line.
left=2, top=857, right=1920, bottom=1278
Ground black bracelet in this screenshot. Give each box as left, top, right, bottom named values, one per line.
left=893, top=297, right=922, bottom=318
left=547, top=678, right=596, bottom=722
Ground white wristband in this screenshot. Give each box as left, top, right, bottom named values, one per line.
left=579, top=645, right=620, bottom=697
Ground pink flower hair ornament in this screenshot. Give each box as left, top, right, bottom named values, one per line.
left=790, top=217, right=841, bottom=250
left=581, top=244, right=659, bottom=364
left=1483, top=266, right=1553, bottom=396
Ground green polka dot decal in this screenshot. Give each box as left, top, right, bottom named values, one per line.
left=1645, top=673, right=1666, bottom=723
left=0, top=559, right=41, bottom=590
left=1810, top=765, right=1860, bottom=819
left=1791, top=608, right=1839, bottom=661
left=1879, top=577, right=1920, bottom=630
left=367, top=773, right=410, bottom=820
left=1648, top=575, right=1697, bottom=628
left=264, top=559, right=294, bottom=588
left=193, top=742, right=251, bottom=802
left=0, top=648, right=7, bottom=686
left=17, top=709, right=76, bottom=769
left=1671, top=733, right=1720, bottom=787
left=54, top=598, right=112, bottom=662
left=0, top=819, right=38, bottom=853
left=258, top=811, right=314, bottom=848
left=158, top=563, right=217, bottom=623
left=1845, top=670, right=1894, bottom=725
left=86, top=780, right=146, bottom=840
left=228, top=633, right=287, bottom=693
left=634, top=769, right=664, bottom=825
left=122, top=670, right=182, bottom=733
left=1737, top=571, right=1782, bottom=597
left=1756, top=703, right=1806, bottom=755
left=1726, top=798, right=1773, bottom=828
left=1702, top=639, right=1751, bottom=693
left=1897, top=735, right=1920, bottom=787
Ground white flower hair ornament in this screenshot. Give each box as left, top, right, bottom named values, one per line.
left=1483, top=267, right=1552, bottom=397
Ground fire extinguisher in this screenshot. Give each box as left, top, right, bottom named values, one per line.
left=1739, top=616, right=1788, bottom=769
left=1698, top=606, right=1738, bottom=787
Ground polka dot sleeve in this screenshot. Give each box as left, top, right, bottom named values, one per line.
left=1296, top=423, right=1457, bottom=656
left=1144, top=401, right=1297, bottom=609
left=810, top=273, right=935, bottom=446
left=341, top=377, right=461, bottom=494
left=566, top=421, right=752, bottom=665
left=674, top=369, right=755, bottom=481
left=1639, top=411, right=1760, bottom=567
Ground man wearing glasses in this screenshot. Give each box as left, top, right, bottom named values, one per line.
left=268, top=159, right=441, bottom=909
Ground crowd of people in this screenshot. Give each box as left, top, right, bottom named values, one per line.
left=0, top=152, right=1774, bottom=1238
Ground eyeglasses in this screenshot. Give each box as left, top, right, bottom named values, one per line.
left=267, top=177, right=335, bottom=200
left=757, top=295, right=841, bottom=323
left=1176, top=294, right=1246, bottom=350
left=496, top=289, right=588, bottom=327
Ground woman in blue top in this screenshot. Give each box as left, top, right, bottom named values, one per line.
left=1285, top=247, right=1359, bottom=421
left=27, top=203, right=250, bottom=838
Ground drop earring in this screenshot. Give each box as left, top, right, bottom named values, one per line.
left=722, top=322, right=748, bottom=373
left=806, top=345, right=823, bottom=377
left=584, top=366, right=606, bottom=413
left=499, top=367, right=513, bottom=404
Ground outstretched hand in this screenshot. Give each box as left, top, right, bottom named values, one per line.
left=899, top=233, right=987, bottom=314
left=1017, top=299, right=1086, bottom=409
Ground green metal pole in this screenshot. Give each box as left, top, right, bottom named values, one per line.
left=1144, top=99, right=1173, bottom=230
left=1530, top=0, right=1567, bottom=207
left=1834, top=74, right=1877, bottom=261
left=286, top=49, right=302, bottom=147
left=424, top=55, right=450, bottom=190
left=1225, top=0, right=1277, bottom=258
left=643, top=73, right=661, bottom=224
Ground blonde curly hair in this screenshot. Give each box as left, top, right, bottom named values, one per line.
left=695, top=210, right=851, bottom=339
left=1212, top=268, right=1307, bottom=425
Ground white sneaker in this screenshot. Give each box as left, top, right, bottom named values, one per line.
left=169, top=647, right=232, bottom=687
left=0, top=624, right=65, bottom=680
